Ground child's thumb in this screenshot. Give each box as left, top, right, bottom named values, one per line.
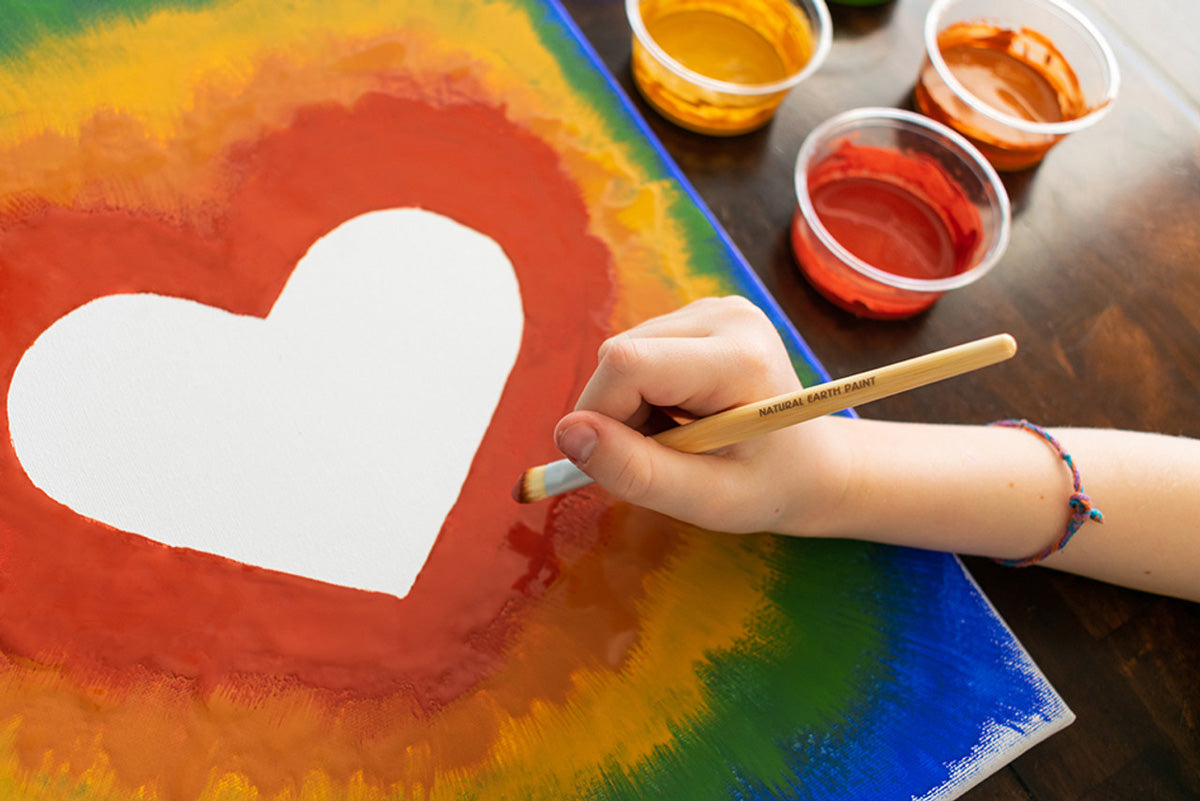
left=554, top=411, right=681, bottom=509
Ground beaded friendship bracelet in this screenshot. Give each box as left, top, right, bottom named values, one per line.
left=989, top=419, right=1104, bottom=567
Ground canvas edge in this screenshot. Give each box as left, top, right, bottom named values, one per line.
left=911, top=555, right=1076, bottom=801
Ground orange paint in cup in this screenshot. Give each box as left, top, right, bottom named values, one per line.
left=914, top=0, right=1118, bottom=171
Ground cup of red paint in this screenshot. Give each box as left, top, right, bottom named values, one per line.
left=791, top=107, right=1010, bottom=319
left=914, top=0, right=1119, bottom=171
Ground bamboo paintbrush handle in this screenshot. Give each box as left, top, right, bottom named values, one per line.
left=653, top=333, right=1017, bottom=454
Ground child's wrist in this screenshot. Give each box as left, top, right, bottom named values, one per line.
left=773, top=416, right=858, bottom=539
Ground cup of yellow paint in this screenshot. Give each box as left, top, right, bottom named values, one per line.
left=914, top=0, right=1119, bottom=170
left=627, top=0, right=832, bottom=136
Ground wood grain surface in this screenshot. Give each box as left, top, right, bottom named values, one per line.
left=558, top=0, right=1200, bottom=796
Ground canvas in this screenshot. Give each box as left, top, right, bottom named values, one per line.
left=0, top=1, right=1070, bottom=799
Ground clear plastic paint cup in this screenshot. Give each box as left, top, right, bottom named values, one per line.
left=791, top=108, right=1011, bottom=319
left=626, top=0, right=832, bottom=136
left=914, top=0, right=1119, bottom=171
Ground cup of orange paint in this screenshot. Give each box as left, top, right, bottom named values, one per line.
left=791, top=108, right=1010, bottom=319
left=626, top=0, right=832, bottom=136
left=914, top=0, right=1119, bottom=171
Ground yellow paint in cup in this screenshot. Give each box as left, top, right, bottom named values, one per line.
left=628, top=0, right=831, bottom=135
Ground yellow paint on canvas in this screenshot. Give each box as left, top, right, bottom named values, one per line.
left=436, top=528, right=778, bottom=799
left=0, top=0, right=586, bottom=146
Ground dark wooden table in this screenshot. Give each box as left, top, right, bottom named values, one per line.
left=560, top=0, right=1200, bottom=796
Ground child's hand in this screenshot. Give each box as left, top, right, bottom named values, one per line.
left=550, top=297, right=1200, bottom=600
left=553, top=296, right=851, bottom=536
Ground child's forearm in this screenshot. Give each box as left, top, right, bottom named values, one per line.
left=799, top=418, right=1200, bottom=602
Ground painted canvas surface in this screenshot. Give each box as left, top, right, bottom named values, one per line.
left=0, top=1, right=1071, bottom=799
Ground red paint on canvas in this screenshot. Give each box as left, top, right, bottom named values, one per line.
left=0, top=93, right=615, bottom=704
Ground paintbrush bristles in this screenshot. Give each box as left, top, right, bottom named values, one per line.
left=513, top=333, right=1017, bottom=503
left=513, top=458, right=596, bottom=503
left=512, top=464, right=549, bottom=504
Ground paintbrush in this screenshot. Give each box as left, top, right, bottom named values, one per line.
left=513, top=333, right=1017, bottom=503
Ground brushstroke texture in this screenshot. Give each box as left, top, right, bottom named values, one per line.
left=0, top=1, right=1069, bottom=799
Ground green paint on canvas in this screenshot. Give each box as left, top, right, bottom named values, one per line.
left=588, top=537, right=890, bottom=800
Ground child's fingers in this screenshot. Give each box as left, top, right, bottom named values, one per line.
left=621, top=295, right=765, bottom=341
left=617, top=297, right=724, bottom=340
left=574, top=336, right=754, bottom=422
left=583, top=298, right=800, bottom=423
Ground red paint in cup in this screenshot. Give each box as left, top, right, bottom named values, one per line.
left=791, top=108, right=1010, bottom=319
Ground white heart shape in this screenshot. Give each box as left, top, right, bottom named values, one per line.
left=7, top=208, right=524, bottom=598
